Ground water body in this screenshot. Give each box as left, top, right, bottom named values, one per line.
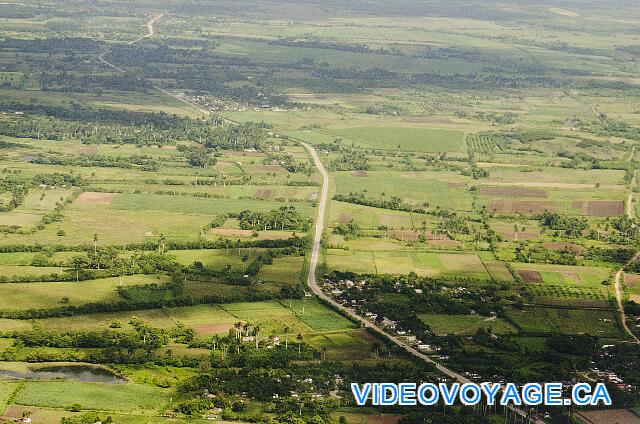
left=0, top=364, right=125, bottom=384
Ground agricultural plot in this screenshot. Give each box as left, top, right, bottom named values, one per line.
left=514, top=263, right=610, bottom=284
left=504, top=307, right=622, bottom=336
left=13, top=381, right=170, bottom=412
left=333, top=171, right=472, bottom=211
left=329, top=201, right=414, bottom=229
left=326, top=250, right=491, bottom=280
left=326, top=126, right=466, bottom=153
left=305, top=330, right=373, bottom=360
left=418, top=314, right=517, bottom=336
left=0, top=275, right=169, bottom=311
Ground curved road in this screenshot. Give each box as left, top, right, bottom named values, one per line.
left=100, top=13, right=543, bottom=420
left=614, top=168, right=640, bottom=343
left=301, top=142, right=542, bottom=423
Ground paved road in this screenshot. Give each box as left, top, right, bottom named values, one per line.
left=301, top=141, right=543, bottom=423
left=614, top=168, right=640, bottom=344
left=99, top=14, right=543, bottom=421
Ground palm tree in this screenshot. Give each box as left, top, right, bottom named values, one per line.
left=296, top=333, right=303, bottom=354
left=93, top=233, right=99, bottom=270
left=158, top=233, right=166, bottom=254
left=283, top=325, right=290, bottom=350
left=253, top=325, right=261, bottom=349
left=234, top=322, right=242, bottom=340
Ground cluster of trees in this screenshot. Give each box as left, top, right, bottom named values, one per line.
left=334, top=191, right=403, bottom=211
left=328, top=150, right=370, bottom=171
left=539, top=211, right=588, bottom=238
left=263, top=152, right=313, bottom=174
left=515, top=243, right=578, bottom=265
left=31, top=153, right=158, bottom=171
left=202, top=122, right=269, bottom=151
left=436, top=215, right=470, bottom=236
left=0, top=173, right=27, bottom=212
left=332, top=221, right=361, bottom=239
left=236, top=206, right=311, bottom=231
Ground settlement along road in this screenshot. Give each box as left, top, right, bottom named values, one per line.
left=301, top=142, right=543, bottom=423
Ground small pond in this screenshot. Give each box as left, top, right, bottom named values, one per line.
left=0, top=364, right=125, bottom=384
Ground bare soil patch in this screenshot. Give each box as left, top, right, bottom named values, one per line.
left=446, top=182, right=466, bottom=188
left=572, top=200, right=623, bottom=216
left=253, top=164, right=285, bottom=172
left=543, top=242, right=584, bottom=253
left=389, top=230, right=419, bottom=241
left=255, top=189, right=273, bottom=199
left=497, top=229, right=540, bottom=241
left=75, top=192, right=116, bottom=205
left=193, top=323, right=234, bottom=335
left=76, top=145, right=98, bottom=154
left=480, top=187, right=548, bottom=198
left=577, top=409, right=640, bottom=424
left=517, top=270, right=543, bottom=283
left=490, top=200, right=555, bottom=214
left=429, top=239, right=461, bottom=247
left=624, top=273, right=640, bottom=289
left=210, top=228, right=253, bottom=237
left=587, top=200, right=624, bottom=216
left=351, top=170, right=368, bottom=177
left=339, top=213, right=354, bottom=224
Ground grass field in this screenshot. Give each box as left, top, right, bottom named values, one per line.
left=14, top=381, right=170, bottom=412
left=0, top=275, right=168, bottom=311
left=333, top=171, right=472, bottom=210
left=504, top=307, right=622, bottom=336
left=418, top=314, right=517, bottom=336
left=0, top=380, right=19, bottom=416
left=327, top=127, right=466, bottom=152
left=326, top=250, right=491, bottom=279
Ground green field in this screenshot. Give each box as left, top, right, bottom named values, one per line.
left=419, top=314, right=517, bottom=336
left=327, top=127, right=466, bottom=152
left=14, top=381, right=170, bottom=412
left=504, top=307, right=623, bottom=336
left=0, top=275, right=169, bottom=311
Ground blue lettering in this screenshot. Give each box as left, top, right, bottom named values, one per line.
left=398, top=383, right=416, bottom=406
left=591, top=383, right=612, bottom=406
left=522, top=383, right=542, bottom=405
left=439, top=383, right=460, bottom=405
left=481, top=383, right=501, bottom=405
left=380, top=383, right=398, bottom=405
left=500, top=383, right=522, bottom=406
left=418, top=383, right=439, bottom=405
left=460, top=383, right=481, bottom=406
left=544, top=383, right=563, bottom=406
left=351, top=383, right=371, bottom=406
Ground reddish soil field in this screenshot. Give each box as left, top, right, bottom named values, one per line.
left=480, top=187, right=548, bottom=198
left=76, top=145, right=98, bottom=154
left=517, top=269, right=543, bottom=283
left=428, top=239, right=461, bottom=247
left=543, top=242, right=585, bottom=253
left=389, top=230, right=420, bottom=241
left=587, top=201, right=624, bottom=216
left=572, top=200, right=623, bottom=216
left=447, top=182, right=467, bottom=188
left=624, top=273, right=640, bottom=289
left=193, top=323, right=234, bottom=335
left=339, top=213, right=354, bottom=224
left=75, top=192, right=116, bottom=205
left=497, top=228, right=540, bottom=241
left=210, top=228, right=253, bottom=237
left=577, top=409, right=640, bottom=424
left=252, top=164, right=286, bottom=172
left=255, top=189, right=273, bottom=199
left=351, top=170, right=368, bottom=177
left=490, top=199, right=555, bottom=214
